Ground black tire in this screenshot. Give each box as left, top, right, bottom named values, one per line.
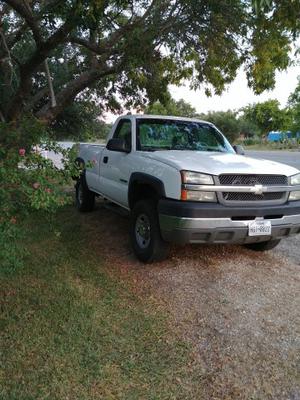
left=75, top=172, right=95, bottom=212
left=130, top=199, right=169, bottom=263
left=244, top=239, right=281, bottom=251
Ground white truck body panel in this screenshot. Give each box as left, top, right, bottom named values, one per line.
left=79, top=144, right=182, bottom=205
left=140, top=150, right=298, bottom=177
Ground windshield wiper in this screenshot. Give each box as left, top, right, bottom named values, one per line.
left=202, top=147, right=225, bottom=153
left=141, top=146, right=172, bottom=151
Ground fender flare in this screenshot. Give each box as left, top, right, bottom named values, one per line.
left=75, top=157, right=85, bottom=167
left=128, top=172, right=166, bottom=209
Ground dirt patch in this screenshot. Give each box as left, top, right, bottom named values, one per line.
left=80, top=200, right=300, bottom=399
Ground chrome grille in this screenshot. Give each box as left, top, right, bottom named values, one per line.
left=222, top=192, right=285, bottom=202
left=219, top=174, right=288, bottom=186
left=218, top=174, right=288, bottom=205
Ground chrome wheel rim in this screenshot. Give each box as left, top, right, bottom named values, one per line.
left=135, top=213, right=151, bottom=249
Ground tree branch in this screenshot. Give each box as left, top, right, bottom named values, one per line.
left=69, top=36, right=111, bottom=55
left=5, top=15, right=76, bottom=120
left=36, top=65, right=120, bottom=122
left=0, top=27, right=18, bottom=86
left=24, top=86, right=49, bottom=111
left=0, top=108, right=5, bottom=122
left=3, top=0, right=43, bottom=44
left=70, top=3, right=161, bottom=58
left=69, top=19, right=135, bottom=56
left=44, top=58, right=56, bottom=108
left=7, top=23, right=28, bottom=49
left=4, top=0, right=65, bottom=49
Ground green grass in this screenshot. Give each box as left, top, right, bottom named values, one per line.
left=0, top=207, right=201, bottom=400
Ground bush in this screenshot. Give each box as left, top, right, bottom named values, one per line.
left=242, top=137, right=261, bottom=146
left=0, top=116, right=79, bottom=273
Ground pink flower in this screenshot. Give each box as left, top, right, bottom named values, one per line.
left=19, top=148, right=26, bottom=156
left=92, top=159, right=97, bottom=165
left=45, top=188, right=52, bottom=193
left=33, top=182, right=40, bottom=189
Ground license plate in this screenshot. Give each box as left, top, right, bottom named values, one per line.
left=248, top=220, right=272, bottom=236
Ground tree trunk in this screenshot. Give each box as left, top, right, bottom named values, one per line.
left=44, top=58, right=56, bottom=108
left=5, top=18, right=75, bottom=121
left=36, top=66, right=117, bottom=123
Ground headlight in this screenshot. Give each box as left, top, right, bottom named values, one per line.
left=291, top=173, right=300, bottom=185
left=180, top=171, right=216, bottom=201
left=289, top=191, right=300, bottom=201
left=181, top=171, right=214, bottom=185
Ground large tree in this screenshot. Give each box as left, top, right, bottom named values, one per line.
left=198, top=110, right=241, bottom=142
left=0, top=0, right=299, bottom=127
left=241, top=100, right=292, bottom=136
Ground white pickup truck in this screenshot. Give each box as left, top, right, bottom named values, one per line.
left=75, top=114, right=300, bottom=262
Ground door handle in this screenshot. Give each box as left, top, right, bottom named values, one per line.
left=103, top=156, right=108, bottom=164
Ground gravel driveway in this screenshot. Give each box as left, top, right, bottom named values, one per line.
left=81, top=202, right=300, bottom=400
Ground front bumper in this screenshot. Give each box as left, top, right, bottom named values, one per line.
left=158, top=199, right=300, bottom=244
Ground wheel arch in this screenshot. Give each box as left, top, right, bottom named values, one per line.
left=128, top=172, right=166, bottom=210
left=75, top=156, right=85, bottom=168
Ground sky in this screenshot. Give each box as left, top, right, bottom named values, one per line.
left=169, top=65, right=300, bottom=114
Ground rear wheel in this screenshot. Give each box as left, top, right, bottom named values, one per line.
left=244, top=239, right=281, bottom=251
left=75, top=173, right=95, bottom=212
left=130, top=199, right=169, bottom=263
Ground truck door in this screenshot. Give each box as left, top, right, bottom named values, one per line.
left=99, top=118, right=133, bottom=207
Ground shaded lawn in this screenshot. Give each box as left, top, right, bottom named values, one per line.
left=0, top=207, right=201, bottom=400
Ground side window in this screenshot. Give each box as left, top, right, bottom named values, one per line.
left=113, top=119, right=132, bottom=151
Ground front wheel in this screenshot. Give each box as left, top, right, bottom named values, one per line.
left=130, top=200, right=169, bottom=263
left=244, top=239, right=281, bottom=251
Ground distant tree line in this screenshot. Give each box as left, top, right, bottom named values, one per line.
left=144, top=78, right=300, bottom=144
left=51, top=76, right=300, bottom=143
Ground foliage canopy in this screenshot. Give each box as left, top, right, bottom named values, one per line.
left=0, top=0, right=299, bottom=126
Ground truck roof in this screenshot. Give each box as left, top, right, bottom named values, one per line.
left=119, top=114, right=213, bottom=125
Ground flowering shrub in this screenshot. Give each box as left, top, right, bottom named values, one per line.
left=0, top=116, right=79, bottom=273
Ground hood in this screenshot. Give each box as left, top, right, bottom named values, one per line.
left=141, top=150, right=299, bottom=176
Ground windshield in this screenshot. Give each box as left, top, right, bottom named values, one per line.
left=136, top=118, right=234, bottom=153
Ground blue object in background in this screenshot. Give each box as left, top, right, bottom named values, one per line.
left=267, top=131, right=295, bottom=142
left=267, top=131, right=283, bottom=142
left=286, top=131, right=292, bottom=139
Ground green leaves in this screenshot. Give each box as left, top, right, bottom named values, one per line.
left=252, top=0, right=273, bottom=13
left=0, top=116, right=78, bottom=271
left=2, top=0, right=300, bottom=124
left=145, top=97, right=197, bottom=118
left=287, top=76, right=300, bottom=134
left=241, top=100, right=292, bottom=136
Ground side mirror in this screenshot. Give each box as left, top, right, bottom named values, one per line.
left=233, top=144, right=245, bottom=155
left=107, top=138, right=130, bottom=153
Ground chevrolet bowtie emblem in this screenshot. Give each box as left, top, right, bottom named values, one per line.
left=251, top=184, right=264, bottom=195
